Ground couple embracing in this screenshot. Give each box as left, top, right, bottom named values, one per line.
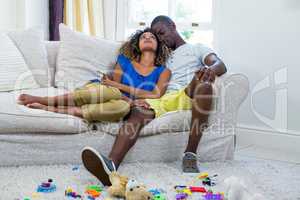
left=18, top=16, right=227, bottom=185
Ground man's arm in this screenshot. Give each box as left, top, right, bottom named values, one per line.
left=204, top=53, right=227, bottom=77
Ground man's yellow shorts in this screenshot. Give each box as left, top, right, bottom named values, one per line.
left=146, top=89, right=192, bottom=118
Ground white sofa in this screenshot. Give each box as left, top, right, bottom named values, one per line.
left=0, top=41, right=249, bottom=167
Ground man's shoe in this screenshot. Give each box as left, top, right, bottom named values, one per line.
left=182, top=152, right=200, bottom=173
left=81, top=146, right=116, bottom=186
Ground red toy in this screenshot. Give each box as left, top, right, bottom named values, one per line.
left=189, top=186, right=207, bottom=193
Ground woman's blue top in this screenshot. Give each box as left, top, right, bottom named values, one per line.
left=117, top=54, right=165, bottom=98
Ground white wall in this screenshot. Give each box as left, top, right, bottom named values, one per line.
left=0, top=0, right=17, bottom=31
left=215, top=0, right=300, bottom=134
left=24, top=0, right=49, bottom=38
left=0, top=0, right=48, bottom=38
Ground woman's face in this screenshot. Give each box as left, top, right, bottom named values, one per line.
left=138, top=32, right=158, bottom=53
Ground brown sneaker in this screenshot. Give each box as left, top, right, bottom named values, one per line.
left=81, top=147, right=116, bottom=186
left=182, top=152, right=200, bottom=173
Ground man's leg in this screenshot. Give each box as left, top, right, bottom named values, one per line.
left=108, top=107, right=155, bottom=168
left=182, top=70, right=214, bottom=173
left=81, top=107, right=155, bottom=185
left=185, top=82, right=213, bottom=153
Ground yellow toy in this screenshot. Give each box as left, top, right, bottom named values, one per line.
left=107, top=172, right=129, bottom=198
left=107, top=172, right=153, bottom=200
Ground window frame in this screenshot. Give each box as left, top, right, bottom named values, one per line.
left=116, top=0, right=216, bottom=46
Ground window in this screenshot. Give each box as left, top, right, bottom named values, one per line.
left=122, top=0, right=214, bottom=47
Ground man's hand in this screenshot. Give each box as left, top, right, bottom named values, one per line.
left=195, top=67, right=216, bottom=83
left=132, top=99, right=151, bottom=109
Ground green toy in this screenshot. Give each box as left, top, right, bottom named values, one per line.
left=86, top=185, right=103, bottom=192
left=154, top=194, right=166, bottom=200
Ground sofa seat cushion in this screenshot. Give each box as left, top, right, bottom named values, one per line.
left=0, top=87, right=88, bottom=134
left=95, top=109, right=234, bottom=138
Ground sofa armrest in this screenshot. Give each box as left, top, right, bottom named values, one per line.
left=214, top=73, right=249, bottom=112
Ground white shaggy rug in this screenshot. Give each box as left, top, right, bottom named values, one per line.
left=1, top=156, right=299, bottom=200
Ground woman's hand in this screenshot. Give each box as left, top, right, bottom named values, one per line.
left=102, top=75, right=119, bottom=87
left=121, top=96, right=133, bottom=107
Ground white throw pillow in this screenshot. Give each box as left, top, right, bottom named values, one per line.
left=55, top=24, right=121, bottom=90
left=7, top=28, right=51, bottom=87
left=0, top=33, right=39, bottom=92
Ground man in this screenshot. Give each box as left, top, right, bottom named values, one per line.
left=81, top=15, right=227, bottom=186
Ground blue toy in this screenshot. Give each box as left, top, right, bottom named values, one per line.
left=37, top=179, right=56, bottom=193
left=149, top=188, right=166, bottom=200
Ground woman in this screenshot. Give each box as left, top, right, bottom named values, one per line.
left=18, top=28, right=171, bottom=122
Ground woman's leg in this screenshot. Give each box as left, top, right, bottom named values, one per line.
left=18, top=84, right=122, bottom=107
left=27, top=103, right=83, bottom=118
left=18, top=93, right=76, bottom=107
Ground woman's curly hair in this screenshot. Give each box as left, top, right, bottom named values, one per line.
left=119, top=28, right=171, bottom=66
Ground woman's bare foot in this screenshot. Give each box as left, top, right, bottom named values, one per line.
left=27, top=103, right=83, bottom=118
left=26, top=103, right=48, bottom=110
left=18, top=94, right=47, bottom=106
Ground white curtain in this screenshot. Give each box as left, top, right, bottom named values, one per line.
left=64, top=0, right=105, bottom=37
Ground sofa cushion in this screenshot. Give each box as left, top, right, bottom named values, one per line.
left=0, top=33, right=39, bottom=92
left=8, top=28, right=51, bottom=87
left=55, top=24, right=120, bottom=90
left=0, top=87, right=88, bottom=134
left=45, top=41, right=60, bottom=86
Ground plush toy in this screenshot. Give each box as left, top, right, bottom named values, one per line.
left=107, top=172, right=153, bottom=200
left=125, top=179, right=153, bottom=200
left=107, top=172, right=129, bottom=198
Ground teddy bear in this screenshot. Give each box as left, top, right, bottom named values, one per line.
left=125, top=179, right=153, bottom=200
left=107, top=171, right=129, bottom=198
left=107, top=172, right=153, bottom=200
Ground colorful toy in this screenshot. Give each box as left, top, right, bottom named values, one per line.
left=72, top=166, right=80, bottom=171
left=175, top=185, right=206, bottom=193
left=198, top=172, right=209, bottom=179
left=149, top=188, right=163, bottom=196
left=200, top=174, right=217, bottom=186
left=86, top=185, right=103, bottom=192
left=65, top=187, right=82, bottom=199
left=189, top=186, right=207, bottom=193
left=87, top=196, right=95, bottom=200
left=85, top=184, right=103, bottom=199
left=149, top=188, right=166, bottom=200
left=203, top=192, right=224, bottom=200
left=153, top=194, right=166, bottom=200
left=85, top=189, right=101, bottom=198
left=175, top=193, right=188, bottom=200
left=37, top=179, right=56, bottom=193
